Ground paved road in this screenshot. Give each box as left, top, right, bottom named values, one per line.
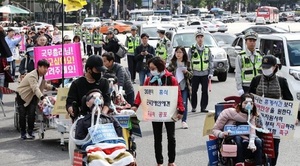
left=1, top=21, right=300, bottom=166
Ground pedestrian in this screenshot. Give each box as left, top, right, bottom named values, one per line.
left=16, top=59, right=56, bottom=139
left=18, top=46, right=35, bottom=82
left=188, top=30, right=214, bottom=113
left=132, top=56, right=184, bottom=166
left=92, top=27, right=103, bottom=55
left=125, top=25, right=140, bottom=84
left=235, top=31, right=263, bottom=95
left=167, top=46, right=193, bottom=129
left=35, top=35, right=48, bottom=47
left=155, top=28, right=172, bottom=64
left=32, top=27, right=52, bottom=45
left=63, top=35, right=72, bottom=44
left=103, top=30, right=121, bottom=63
left=86, top=27, right=93, bottom=56
left=134, top=33, right=155, bottom=86
left=81, top=27, right=88, bottom=55
left=66, top=55, right=111, bottom=120
left=5, top=28, right=25, bottom=80
left=73, top=35, right=81, bottom=43
left=249, top=55, right=294, bottom=166
left=102, top=52, right=135, bottom=105
left=52, top=26, right=62, bottom=44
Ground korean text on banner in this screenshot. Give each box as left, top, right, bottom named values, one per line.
left=53, top=88, right=69, bottom=115
left=203, top=112, right=215, bottom=136
left=206, top=139, right=218, bottom=166
left=34, top=43, right=83, bottom=80
left=253, top=94, right=299, bottom=138
left=139, top=86, right=178, bottom=122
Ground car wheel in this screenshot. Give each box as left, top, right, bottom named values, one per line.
left=227, top=56, right=234, bottom=73
left=217, top=72, right=227, bottom=82
left=113, top=29, right=119, bottom=35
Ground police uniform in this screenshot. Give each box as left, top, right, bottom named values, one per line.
left=81, top=27, right=88, bottom=54
left=235, top=31, right=263, bottom=95
left=73, top=24, right=81, bottom=37
left=86, top=28, right=93, bottom=56
left=155, top=28, right=172, bottom=64
left=125, top=25, right=140, bottom=83
left=188, top=31, right=214, bottom=113
left=92, top=28, right=103, bottom=55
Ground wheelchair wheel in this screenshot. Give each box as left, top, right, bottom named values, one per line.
left=14, top=100, right=20, bottom=132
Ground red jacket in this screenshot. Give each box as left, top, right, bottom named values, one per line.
left=133, top=70, right=185, bottom=114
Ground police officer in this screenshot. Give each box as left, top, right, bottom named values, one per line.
left=81, top=27, right=88, bottom=55
left=92, top=27, right=103, bottom=55
left=73, top=23, right=81, bottom=37
left=235, top=31, right=263, bottom=96
left=86, top=27, right=93, bottom=56
left=156, top=28, right=172, bottom=64
left=125, top=25, right=140, bottom=84
left=188, top=31, right=214, bottom=113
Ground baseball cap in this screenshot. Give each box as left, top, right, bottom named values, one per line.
left=85, top=55, right=107, bottom=72
left=157, top=28, right=166, bottom=34
left=244, top=31, right=258, bottom=40
left=195, top=31, right=204, bottom=37
left=131, top=25, right=138, bottom=31
left=261, top=55, right=277, bottom=68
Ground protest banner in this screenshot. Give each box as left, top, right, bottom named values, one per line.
left=34, top=43, right=83, bottom=80
left=15, top=35, right=25, bottom=52
left=139, top=86, right=178, bottom=122
left=253, top=94, right=299, bottom=138
left=88, top=123, right=119, bottom=144
left=206, top=139, right=218, bottom=166
left=223, top=125, right=251, bottom=136
left=262, top=133, right=275, bottom=158
left=203, top=112, right=215, bottom=136
left=53, top=88, right=69, bottom=115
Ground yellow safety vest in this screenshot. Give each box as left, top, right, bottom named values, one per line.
left=240, top=51, right=263, bottom=83
left=74, top=28, right=81, bottom=36
left=86, top=33, right=92, bottom=44
left=93, top=33, right=103, bottom=45
left=127, top=36, right=139, bottom=54
left=191, top=45, right=210, bottom=71
left=155, top=38, right=168, bottom=60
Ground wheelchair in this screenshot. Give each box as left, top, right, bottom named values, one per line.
left=211, top=96, right=270, bottom=166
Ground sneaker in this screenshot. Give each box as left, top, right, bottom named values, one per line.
left=27, top=132, right=35, bottom=139
left=182, top=122, right=188, bottom=129
left=191, top=108, right=196, bottom=112
left=21, top=131, right=27, bottom=140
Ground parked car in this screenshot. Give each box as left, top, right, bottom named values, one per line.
left=81, top=17, right=101, bottom=29
left=204, top=14, right=215, bottom=22
left=100, top=22, right=131, bottom=34
left=255, top=17, right=266, bottom=25
left=235, top=25, right=289, bottom=36
left=28, top=22, right=54, bottom=32
left=169, top=29, right=229, bottom=81
left=211, top=20, right=228, bottom=32
left=189, top=21, right=218, bottom=33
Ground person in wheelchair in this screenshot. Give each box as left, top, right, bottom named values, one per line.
left=212, top=93, right=263, bottom=166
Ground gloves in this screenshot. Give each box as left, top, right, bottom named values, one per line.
left=208, top=74, right=213, bottom=79
left=247, top=134, right=257, bottom=152
left=238, top=89, right=244, bottom=96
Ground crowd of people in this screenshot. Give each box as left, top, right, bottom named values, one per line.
left=0, top=22, right=298, bottom=166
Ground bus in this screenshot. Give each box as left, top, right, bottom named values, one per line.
left=256, top=6, right=279, bottom=24
left=209, top=8, right=224, bottom=18
left=129, top=9, right=154, bottom=20
left=154, top=10, right=171, bottom=16
left=188, top=8, right=208, bottom=18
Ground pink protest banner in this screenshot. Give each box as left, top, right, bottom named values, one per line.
left=34, top=43, right=83, bottom=80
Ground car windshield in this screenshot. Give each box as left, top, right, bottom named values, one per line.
left=172, top=33, right=217, bottom=48
left=287, top=40, right=300, bottom=66
left=83, top=19, right=94, bottom=22
left=142, top=27, right=158, bottom=38
left=213, top=34, right=235, bottom=45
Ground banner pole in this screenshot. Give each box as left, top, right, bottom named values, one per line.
left=61, top=0, right=65, bottom=88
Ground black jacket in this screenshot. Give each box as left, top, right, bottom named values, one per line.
left=103, top=36, right=121, bottom=62
left=19, top=56, right=35, bottom=75
left=134, top=44, right=155, bottom=72
left=249, top=75, right=293, bottom=101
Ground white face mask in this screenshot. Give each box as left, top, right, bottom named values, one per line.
left=262, top=67, right=274, bottom=76
left=150, top=70, right=160, bottom=76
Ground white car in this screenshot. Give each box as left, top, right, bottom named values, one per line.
left=168, top=29, right=229, bottom=81
left=29, top=22, right=54, bottom=32
left=81, top=17, right=101, bottom=28
left=189, top=21, right=218, bottom=33
left=211, top=20, right=228, bottom=32
left=256, top=17, right=266, bottom=25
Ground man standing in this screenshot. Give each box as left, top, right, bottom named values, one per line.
left=155, top=28, right=172, bottom=64
left=86, top=27, right=93, bottom=56
left=125, top=25, right=140, bottom=84
left=103, top=30, right=121, bottom=63
left=17, top=59, right=56, bottom=139
left=235, top=31, right=263, bottom=96
left=92, top=27, right=103, bottom=55
left=5, top=28, right=24, bottom=80
left=73, top=23, right=81, bottom=37
left=188, top=31, right=213, bottom=113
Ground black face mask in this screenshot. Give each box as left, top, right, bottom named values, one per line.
left=91, top=71, right=101, bottom=81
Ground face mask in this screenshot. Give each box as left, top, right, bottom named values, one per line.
left=150, top=70, right=160, bottom=76
left=262, top=67, right=274, bottom=76
left=245, top=102, right=253, bottom=111
left=91, top=71, right=101, bottom=81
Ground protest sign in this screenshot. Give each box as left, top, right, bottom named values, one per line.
left=206, top=139, right=218, bottom=166
left=34, top=43, right=83, bottom=80
left=262, top=133, right=275, bottom=158
left=253, top=94, right=299, bottom=138
left=88, top=123, right=119, bottom=144
left=53, top=88, right=69, bottom=115
left=114, top=115, right=131, bottom=128
left=139, top=86, right=178, bottom=122
left=223, top=125, right=251, bottom=136
left=203, top=112, right=215, bottom=136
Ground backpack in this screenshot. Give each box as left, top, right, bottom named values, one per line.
left=115, top=44, right=128, bottom=58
